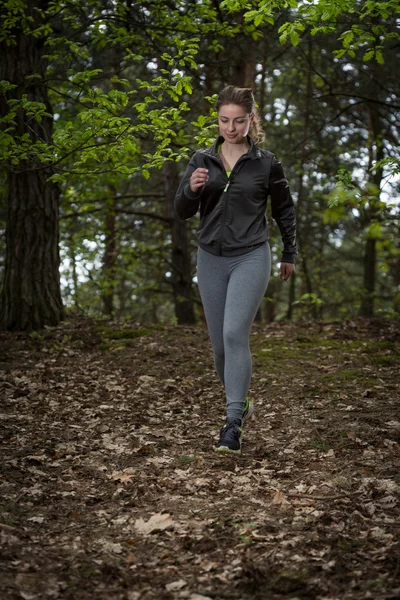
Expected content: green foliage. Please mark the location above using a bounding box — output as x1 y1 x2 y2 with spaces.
222 0 400 64
293 293 324 318
1 0 399 323
1 41 201 183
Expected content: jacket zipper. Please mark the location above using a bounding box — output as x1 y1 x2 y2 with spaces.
216 155 248 256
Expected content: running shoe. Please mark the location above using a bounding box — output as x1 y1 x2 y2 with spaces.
242 396 254 424
215 419 242 454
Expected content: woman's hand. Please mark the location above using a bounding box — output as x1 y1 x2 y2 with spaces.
280 262 295 281
190 168 209 193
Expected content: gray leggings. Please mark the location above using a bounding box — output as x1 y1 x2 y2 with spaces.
197 243 271 421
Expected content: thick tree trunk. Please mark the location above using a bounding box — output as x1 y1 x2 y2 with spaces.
0 2 64 330
163 162 196 325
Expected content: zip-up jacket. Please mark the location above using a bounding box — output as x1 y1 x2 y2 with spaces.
174 136 297 263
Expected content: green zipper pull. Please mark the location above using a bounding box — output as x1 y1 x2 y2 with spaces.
224 181 230 192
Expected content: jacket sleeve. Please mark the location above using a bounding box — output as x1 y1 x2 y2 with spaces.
174 152 202 220
269 156 298 263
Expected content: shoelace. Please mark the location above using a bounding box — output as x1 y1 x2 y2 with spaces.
221 421 241 442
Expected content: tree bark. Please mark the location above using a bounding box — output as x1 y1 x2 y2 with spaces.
360 87 384 317
162 161 196 325
0 2 64 330
362 237 376 317
102 188 117 317
286 38 313 319
233 40 257 89
286 273 296 321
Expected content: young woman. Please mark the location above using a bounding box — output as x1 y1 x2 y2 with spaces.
174 86 297 454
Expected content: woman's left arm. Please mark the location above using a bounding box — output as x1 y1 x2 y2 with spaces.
269 156 298 270
280 262 295 281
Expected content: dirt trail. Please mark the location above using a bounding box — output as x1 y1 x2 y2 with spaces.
1 318 399 600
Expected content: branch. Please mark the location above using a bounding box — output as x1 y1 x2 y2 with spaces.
316 92 400 111
65 192 164 204
61 207 170 223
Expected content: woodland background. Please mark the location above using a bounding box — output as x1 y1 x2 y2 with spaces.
1 4 400 600
0 0 399 330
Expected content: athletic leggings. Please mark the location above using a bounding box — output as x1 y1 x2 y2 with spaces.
197 242 271 421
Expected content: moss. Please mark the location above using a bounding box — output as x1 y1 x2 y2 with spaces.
270 570 309 594
97 343 109 351
95 326 153 340
321 368 365 384
309 440 330 452
177 455 197 465
338 538 363 553
345 340 396 353
295 336 341 349
113 339 138 349
373 355 396 366
337 368 361 380
362 340 394 352
256 343 302 361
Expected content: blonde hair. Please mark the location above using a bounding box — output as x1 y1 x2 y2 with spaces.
215 85 265 145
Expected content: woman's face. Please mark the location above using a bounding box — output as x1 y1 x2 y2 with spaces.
218 103 253 144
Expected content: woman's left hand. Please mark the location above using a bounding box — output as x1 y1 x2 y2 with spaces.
280 262 295 281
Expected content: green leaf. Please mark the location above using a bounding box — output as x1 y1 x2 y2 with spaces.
363 49 375 62
290 30 300 46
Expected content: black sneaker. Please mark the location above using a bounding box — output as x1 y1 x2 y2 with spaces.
215 419 242 454
242 396 254 424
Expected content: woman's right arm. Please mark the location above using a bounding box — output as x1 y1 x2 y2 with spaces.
174 153 208 220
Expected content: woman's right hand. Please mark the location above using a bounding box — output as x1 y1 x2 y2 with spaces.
190 168 209 193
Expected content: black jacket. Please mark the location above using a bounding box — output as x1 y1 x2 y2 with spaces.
174 136 297 263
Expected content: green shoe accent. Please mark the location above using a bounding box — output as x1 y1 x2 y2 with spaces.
242 397 254 424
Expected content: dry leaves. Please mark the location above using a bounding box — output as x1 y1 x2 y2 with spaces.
0 318 399 600
134 513 175 535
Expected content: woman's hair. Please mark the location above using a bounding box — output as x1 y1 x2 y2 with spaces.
215 85 265 144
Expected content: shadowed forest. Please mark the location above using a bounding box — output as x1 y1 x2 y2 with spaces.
1 1 400 599
0 0 399 328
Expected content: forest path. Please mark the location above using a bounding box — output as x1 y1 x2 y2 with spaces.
1 318 399 600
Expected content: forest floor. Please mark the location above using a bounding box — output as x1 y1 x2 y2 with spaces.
0 317 400 600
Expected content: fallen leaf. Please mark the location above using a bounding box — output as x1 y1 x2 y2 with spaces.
108 471 134 483
134 513 175 534
272 490 289 505
27 516 45 523
165 579 187 591
378 495 397 508
99 540 123 554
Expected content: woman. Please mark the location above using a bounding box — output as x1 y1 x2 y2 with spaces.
174 85 297 454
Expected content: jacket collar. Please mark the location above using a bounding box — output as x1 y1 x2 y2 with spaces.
207 135 262 159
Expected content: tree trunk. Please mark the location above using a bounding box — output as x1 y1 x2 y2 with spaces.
68 219 80 310
233 40 257 89
0 2 64 330
286 273 296 320
360 92 384 317
287 38 313 319
102 188 117 317
258 37 269 118
362 238 376 317
162 161 196 324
